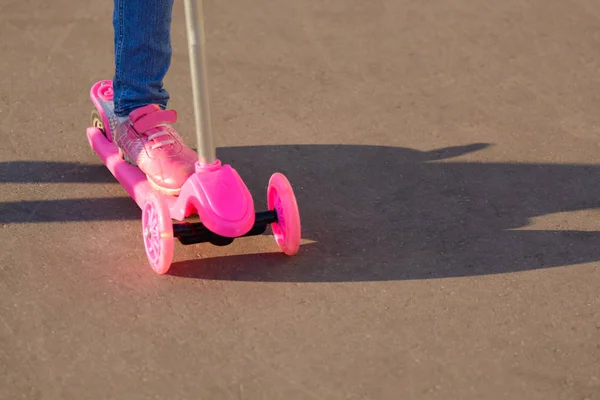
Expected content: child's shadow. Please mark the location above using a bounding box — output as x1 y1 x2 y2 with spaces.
170 142 600 281
3 142 600 281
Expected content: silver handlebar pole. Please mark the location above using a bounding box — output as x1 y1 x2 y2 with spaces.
183 0 216 165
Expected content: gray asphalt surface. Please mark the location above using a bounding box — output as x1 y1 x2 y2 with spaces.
1 0 599 398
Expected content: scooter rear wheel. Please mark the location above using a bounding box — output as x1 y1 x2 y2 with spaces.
90 109 107 138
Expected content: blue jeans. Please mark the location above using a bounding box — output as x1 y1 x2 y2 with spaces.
112 0 173 117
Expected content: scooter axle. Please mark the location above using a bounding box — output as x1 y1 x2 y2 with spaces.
173 211 278 246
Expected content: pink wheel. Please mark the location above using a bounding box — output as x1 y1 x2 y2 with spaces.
142 191 174 274
267 173 301 255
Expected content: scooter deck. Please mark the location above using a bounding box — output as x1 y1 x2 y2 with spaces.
86 126 174 212
88 80 256 238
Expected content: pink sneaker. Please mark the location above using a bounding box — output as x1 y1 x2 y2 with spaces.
114 104 198 195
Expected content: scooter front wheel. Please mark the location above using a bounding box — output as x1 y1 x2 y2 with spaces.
142 191 174 274
267 173 301 256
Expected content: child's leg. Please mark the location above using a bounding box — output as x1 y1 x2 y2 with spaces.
113 0 174 117
109 0 197 195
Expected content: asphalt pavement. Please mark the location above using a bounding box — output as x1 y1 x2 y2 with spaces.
1 0 599 398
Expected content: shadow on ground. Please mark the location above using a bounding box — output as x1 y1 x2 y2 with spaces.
2 143 600 281
0 161 138 222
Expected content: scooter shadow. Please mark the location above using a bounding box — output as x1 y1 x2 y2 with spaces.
166 142 600 282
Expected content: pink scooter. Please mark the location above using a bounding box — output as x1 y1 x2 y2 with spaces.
85 0 301 274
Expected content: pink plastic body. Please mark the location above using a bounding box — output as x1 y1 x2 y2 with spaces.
88 79 256 239
90 80 115 142
87 79 302 274
174 160 256 237
86 127 255 238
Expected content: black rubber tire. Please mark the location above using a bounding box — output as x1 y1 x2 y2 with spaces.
91 109 108 139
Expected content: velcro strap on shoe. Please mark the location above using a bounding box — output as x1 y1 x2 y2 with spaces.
129 104 178 134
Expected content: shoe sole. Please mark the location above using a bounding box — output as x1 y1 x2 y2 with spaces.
118 148 182 197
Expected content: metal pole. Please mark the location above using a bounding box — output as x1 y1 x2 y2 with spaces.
183 0 216 165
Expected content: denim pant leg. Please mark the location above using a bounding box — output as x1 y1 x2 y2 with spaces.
113 0 174 117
